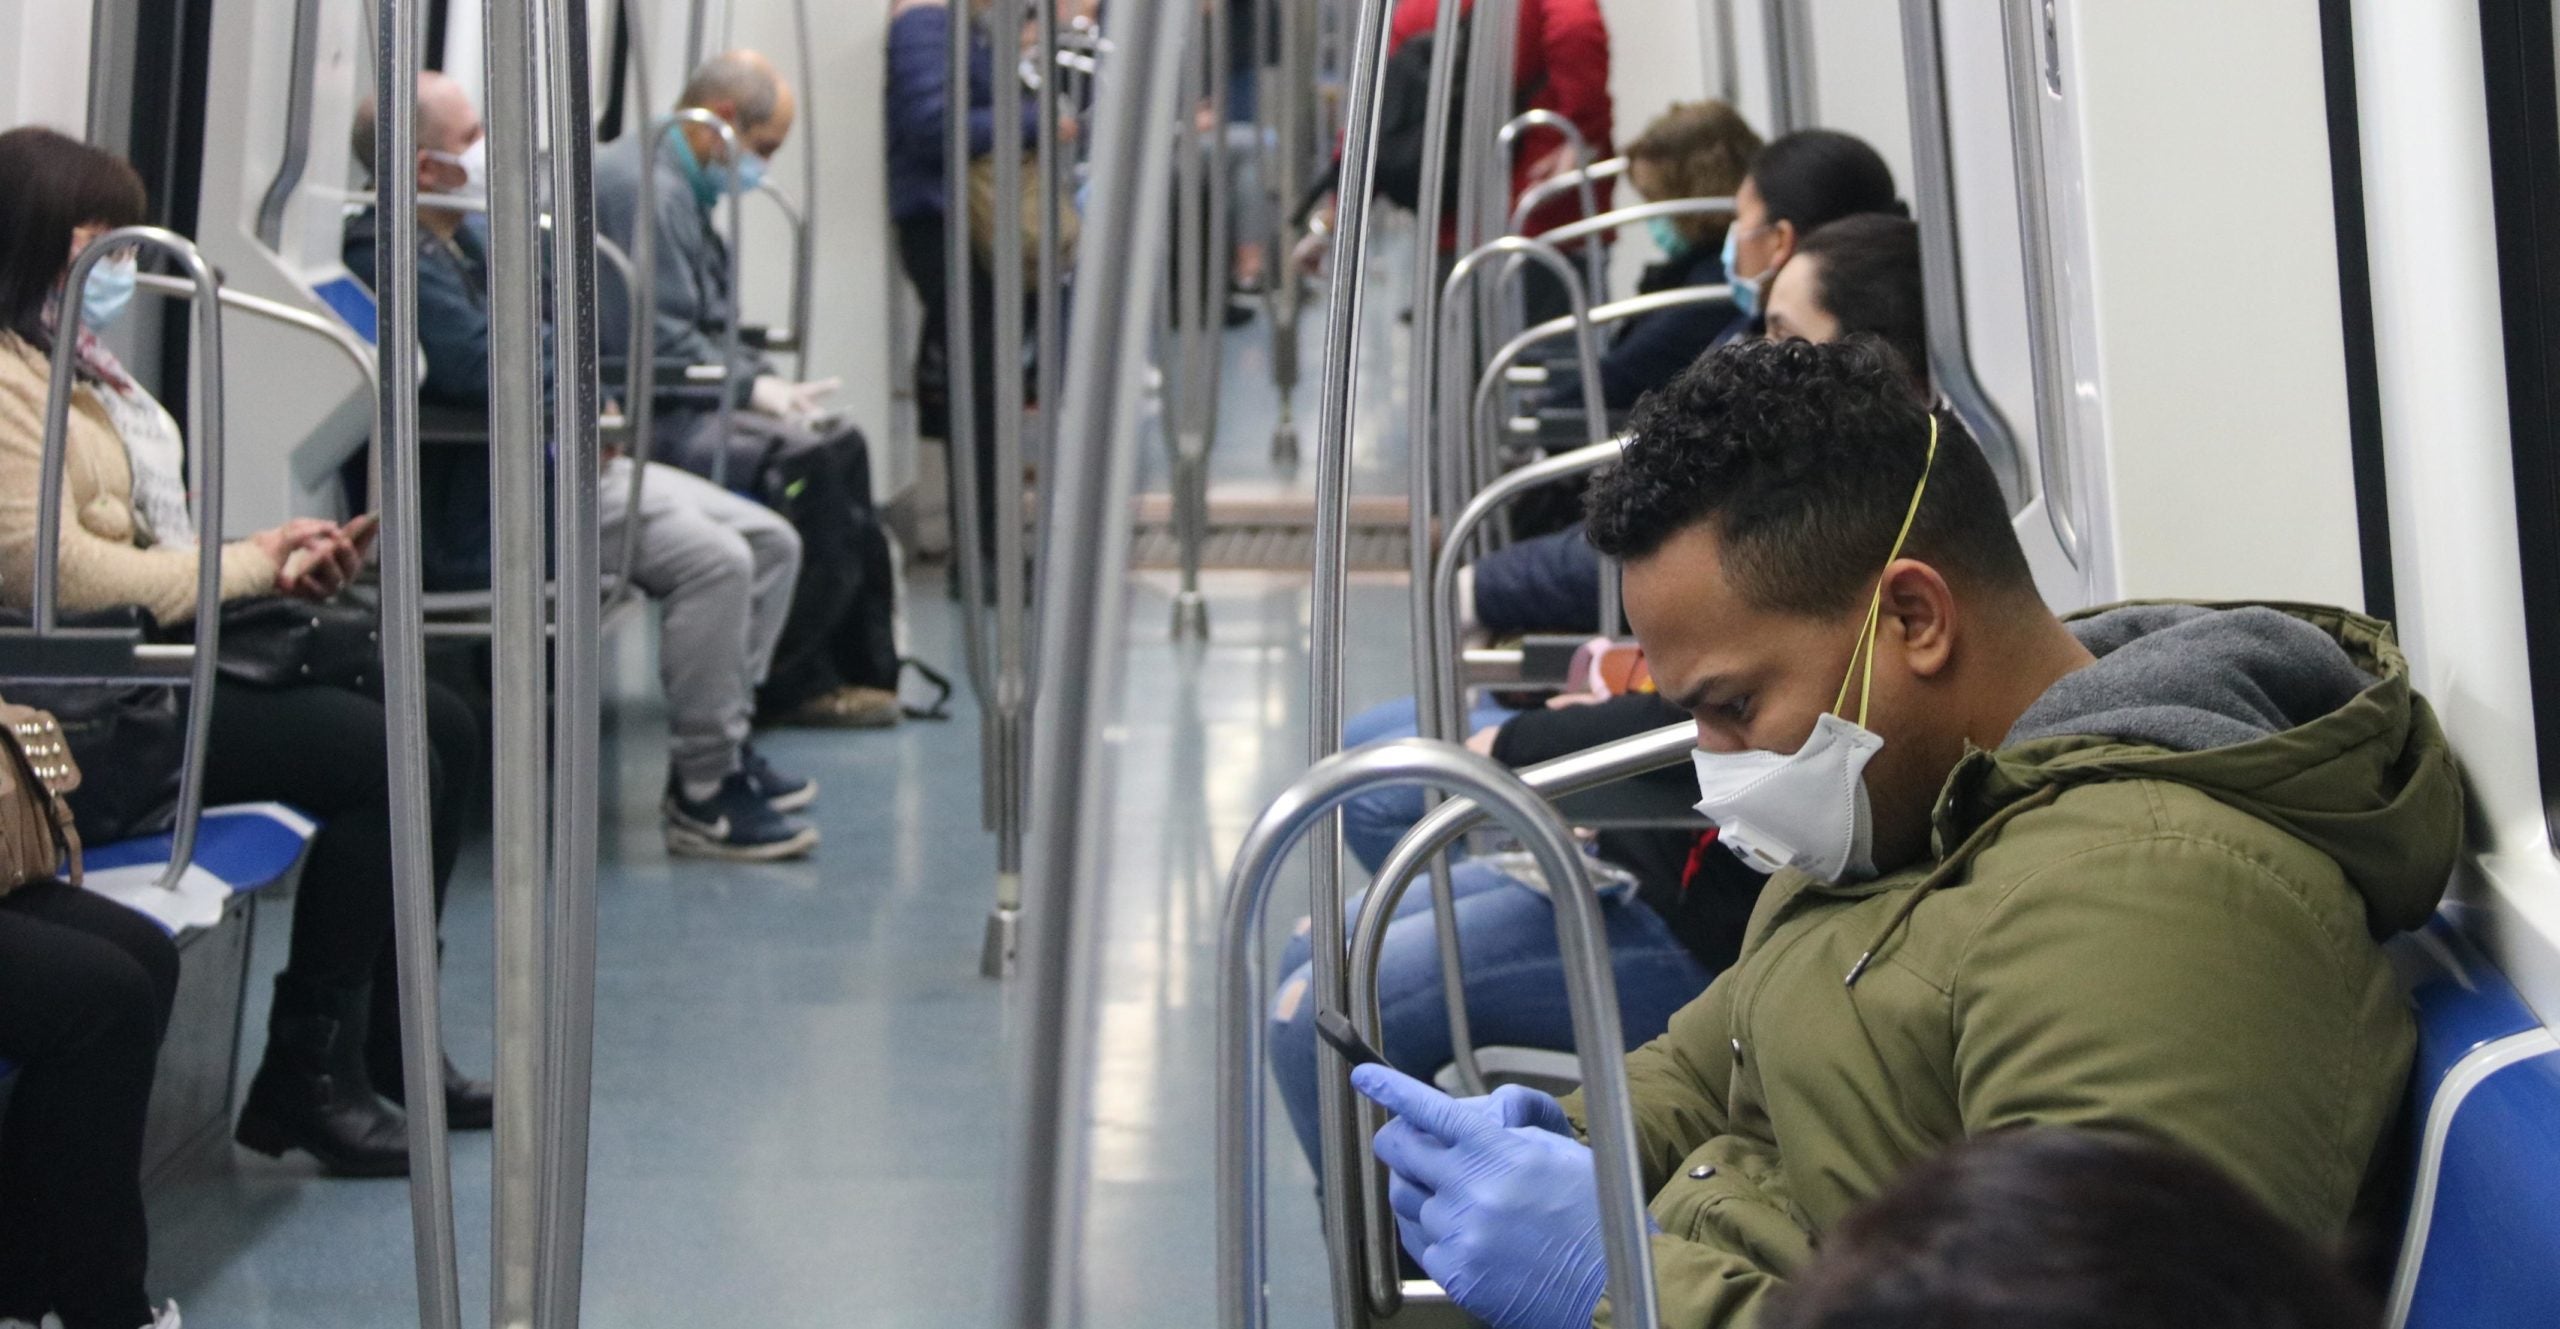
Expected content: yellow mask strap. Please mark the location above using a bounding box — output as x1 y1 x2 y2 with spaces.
1834 415 1942 726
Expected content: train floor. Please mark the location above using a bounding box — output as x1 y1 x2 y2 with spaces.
145 229 1432 1325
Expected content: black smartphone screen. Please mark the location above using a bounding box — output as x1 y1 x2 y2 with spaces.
1315 1009 1388 1068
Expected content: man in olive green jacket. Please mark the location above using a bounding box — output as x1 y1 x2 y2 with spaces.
1354 338 2459 1329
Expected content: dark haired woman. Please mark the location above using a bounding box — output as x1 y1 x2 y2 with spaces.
0 126 487 1179
1762 1129 2382 1329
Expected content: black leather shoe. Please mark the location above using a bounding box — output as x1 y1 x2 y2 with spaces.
372 1052 495 1131
235 978 410 1177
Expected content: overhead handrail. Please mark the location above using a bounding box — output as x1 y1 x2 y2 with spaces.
1349 720 1699 1311
1998 0 2082 569
1895 0 2029 506
1000 0 1198 1319
1510 155 1628 237
1298 0 1405 1320
21 232 223 895
367 3 464 1323
1219 738 1665 1329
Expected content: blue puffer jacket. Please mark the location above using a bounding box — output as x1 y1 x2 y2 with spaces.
1472 526 1606 636
886 3 1042 225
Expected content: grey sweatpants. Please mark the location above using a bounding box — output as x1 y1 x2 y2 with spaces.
599 457 801 786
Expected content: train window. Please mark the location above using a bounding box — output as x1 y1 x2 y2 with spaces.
2479 0 2560 834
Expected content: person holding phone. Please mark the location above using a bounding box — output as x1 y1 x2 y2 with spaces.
0 127 488 1179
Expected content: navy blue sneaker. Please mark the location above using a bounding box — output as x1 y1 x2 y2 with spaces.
663 771 819 860
740 744 817 812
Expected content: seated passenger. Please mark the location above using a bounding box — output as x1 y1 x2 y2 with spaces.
1335 204 1931 869
1532 99 1762 417
596 50 907 729
0 127 491 1175
1354 337 2457 1328
0 878 181 1329
346 76 820 862
1472 129 1906 637
1760 1129 2381 1329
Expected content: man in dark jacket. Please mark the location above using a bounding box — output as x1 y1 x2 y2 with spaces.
595 50 908 729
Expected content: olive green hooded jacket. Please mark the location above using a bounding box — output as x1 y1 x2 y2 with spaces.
1566 602 2462 1328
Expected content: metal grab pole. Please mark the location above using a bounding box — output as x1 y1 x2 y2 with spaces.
2000 0 2083 570
616 0 664 600
787 0 818 370
748 182 812 358
1219 740 1666 1329
1301 0 1399 1323
1002 0 1196 1320
538 0 604 1319
945 0 1000 843
985 0 1032 977
367 15 465 1322
1510 157 1628 236
1261 0 1317 466
34 232 224 896
1433 234 1608 700
1495 108 1602 311
1166 4 1220 641
1347 721 1704 1307
1899 0 2028 504
479 0 554 1320
656 108 747 490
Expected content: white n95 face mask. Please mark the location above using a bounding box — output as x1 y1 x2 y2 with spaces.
1692 715 1886 881
1690 416 1942 884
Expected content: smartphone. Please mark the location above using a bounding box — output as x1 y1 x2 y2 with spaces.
341 511 381 556
1315 1009 1389 1069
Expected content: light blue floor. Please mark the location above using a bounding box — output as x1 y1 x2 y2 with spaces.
149 255 1425 1324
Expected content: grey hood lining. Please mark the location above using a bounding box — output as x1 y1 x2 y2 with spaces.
2004 605 2376 755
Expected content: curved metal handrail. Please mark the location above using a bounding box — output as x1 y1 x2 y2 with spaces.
1427 436 1622 727
1497 108 1603 298
1219 738 1663 1329
30 232 224 899
1512 156 1629 234
1349 720 1699 1295
1998 0 2081 568
1529 195 1739 254
747 181 813 363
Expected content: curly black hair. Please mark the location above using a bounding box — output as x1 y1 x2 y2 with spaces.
1583 336 2031 616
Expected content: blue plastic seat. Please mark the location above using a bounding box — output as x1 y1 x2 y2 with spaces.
0 803 314 1083
2382 914 2560 1328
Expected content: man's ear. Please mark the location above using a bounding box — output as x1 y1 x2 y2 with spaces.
1881 559 1957 679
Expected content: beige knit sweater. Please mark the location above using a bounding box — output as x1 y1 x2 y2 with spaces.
0 332 276 625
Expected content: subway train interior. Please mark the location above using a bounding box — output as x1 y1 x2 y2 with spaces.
0 0 2557 1325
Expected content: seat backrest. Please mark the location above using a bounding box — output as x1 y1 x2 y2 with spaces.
2381 915 2560 1328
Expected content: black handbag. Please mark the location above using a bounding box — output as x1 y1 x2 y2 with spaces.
0 605 186 844
211 588 384 691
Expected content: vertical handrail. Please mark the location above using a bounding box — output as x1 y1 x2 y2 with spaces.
987 0 1033 975
1218 740 1665 1329
1760 0 1809 136
1261 0 1317 466
657 108 747 490
786 0 819 370
1495 108 1603 319
1033 0 1065 512
1896 0 2030 505
1999 0 2082 569
538 0 605 1319
366 13 468 1324
1166 0 1229 641
1002 0 1196 1321
478 0 553 1320
1299 0 1401 1323
748 182 812 362
946 0 997 831
34 231 226 898
615 0 663 600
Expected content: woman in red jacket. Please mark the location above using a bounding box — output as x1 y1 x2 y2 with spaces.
1389 0 1616 245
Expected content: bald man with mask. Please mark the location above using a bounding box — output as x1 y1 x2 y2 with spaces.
596 50 909 730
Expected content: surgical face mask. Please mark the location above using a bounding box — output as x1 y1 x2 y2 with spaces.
1690 415 1942 883
729 150 770 196
80 253 138 333
1721 222 1771 320
425 138 489 199
1647 217 1691 259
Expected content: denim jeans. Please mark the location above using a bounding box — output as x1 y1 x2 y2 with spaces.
1267 858 1713 1171
1339 695 1522 872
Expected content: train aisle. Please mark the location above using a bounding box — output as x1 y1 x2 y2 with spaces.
140 280 1412 1324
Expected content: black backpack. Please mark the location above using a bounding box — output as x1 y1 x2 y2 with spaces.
1372 17 1544 214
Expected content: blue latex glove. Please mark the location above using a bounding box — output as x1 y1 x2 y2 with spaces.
1355 1064 1614 1329
1380 1083 1578 1264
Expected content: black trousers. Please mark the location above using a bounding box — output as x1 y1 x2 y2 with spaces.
0 879 180 1329
202 676 482 1067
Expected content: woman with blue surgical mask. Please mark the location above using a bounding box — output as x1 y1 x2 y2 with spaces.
1723 129 1907 324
